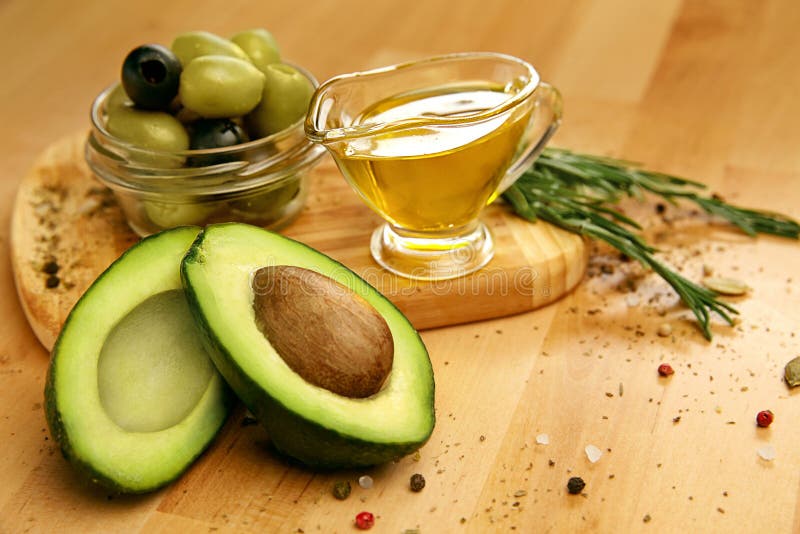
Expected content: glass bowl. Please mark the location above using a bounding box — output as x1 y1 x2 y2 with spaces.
85 64 325 236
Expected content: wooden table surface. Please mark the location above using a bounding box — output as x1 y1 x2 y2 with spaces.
2 1 799 532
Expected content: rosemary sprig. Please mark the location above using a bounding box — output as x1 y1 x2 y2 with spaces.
535 148 800 238
504 148 799 339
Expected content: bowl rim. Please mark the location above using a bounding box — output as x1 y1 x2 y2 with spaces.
90 61 320 158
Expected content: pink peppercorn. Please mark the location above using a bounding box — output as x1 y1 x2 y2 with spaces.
355 511 375 530
658 363 675 377
756 410 774 428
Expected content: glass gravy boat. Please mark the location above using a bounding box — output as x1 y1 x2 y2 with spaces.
305 52 562 280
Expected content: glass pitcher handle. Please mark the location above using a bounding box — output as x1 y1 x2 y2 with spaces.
496 81 563 194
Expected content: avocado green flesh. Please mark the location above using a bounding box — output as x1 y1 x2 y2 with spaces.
97 289 215 433
182 223 435 468
45 227 233 493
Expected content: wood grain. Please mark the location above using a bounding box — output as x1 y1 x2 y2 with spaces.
10 134 586 351
1 1 800 533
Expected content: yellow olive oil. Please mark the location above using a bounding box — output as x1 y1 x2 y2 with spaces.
334 82 532 232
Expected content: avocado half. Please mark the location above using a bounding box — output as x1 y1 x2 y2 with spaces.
45 226 234 493
181 223 436 468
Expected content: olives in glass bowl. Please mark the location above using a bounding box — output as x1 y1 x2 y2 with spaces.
85 30 324 236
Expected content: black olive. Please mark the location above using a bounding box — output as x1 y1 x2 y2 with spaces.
188 119 249 166
121 44 182 111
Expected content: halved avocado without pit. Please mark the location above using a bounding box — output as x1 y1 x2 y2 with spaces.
44 226 234 493
181 223 436 468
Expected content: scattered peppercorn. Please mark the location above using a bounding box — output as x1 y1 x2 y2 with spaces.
756 410 774 428
42 260 60 274
657 363 674 377
409 473 426 492
45 275 60 289
355 511 374 530
332 480 351 500
567 476 585 495
657 323 672 337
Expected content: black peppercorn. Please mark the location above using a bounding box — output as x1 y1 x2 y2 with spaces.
567 476 585 495
410 473 426 492
42 260 60 274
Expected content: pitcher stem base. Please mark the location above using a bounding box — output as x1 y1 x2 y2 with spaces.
370 222 494 281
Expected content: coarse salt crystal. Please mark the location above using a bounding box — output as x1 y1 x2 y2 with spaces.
585 444 603 463
757 445 776 461
625 294 640 307
535 433 549 445
358 475 373 489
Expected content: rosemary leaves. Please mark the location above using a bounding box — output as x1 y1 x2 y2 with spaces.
504 148 799 339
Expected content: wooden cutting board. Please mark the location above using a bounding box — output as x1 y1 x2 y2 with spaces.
11 133 587 351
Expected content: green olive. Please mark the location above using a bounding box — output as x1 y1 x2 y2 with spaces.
230 179 300 218
143 200 216 229
230 29 280 73
171 30 249 66
106 84 133 110
106 105 189 167
244 63 313 138
179 55 265 118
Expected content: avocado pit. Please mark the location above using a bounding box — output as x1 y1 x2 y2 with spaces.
251 265 393 398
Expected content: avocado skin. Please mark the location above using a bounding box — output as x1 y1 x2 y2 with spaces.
45 343 235 493
43 227 236 494
181 227 435 469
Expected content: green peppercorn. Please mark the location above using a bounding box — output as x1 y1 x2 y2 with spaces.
332 480 351 500
409 473 426 492
567 476 585 495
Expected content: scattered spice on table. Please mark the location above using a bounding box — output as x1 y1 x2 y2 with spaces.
585 445 602 463
409 473 426 492
567 477 586 495
755 410 774 428
355 511 374 530
658 363 675 377
757 445 776 461
41 260 59 274
332 481 351 500
657 323 672 337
